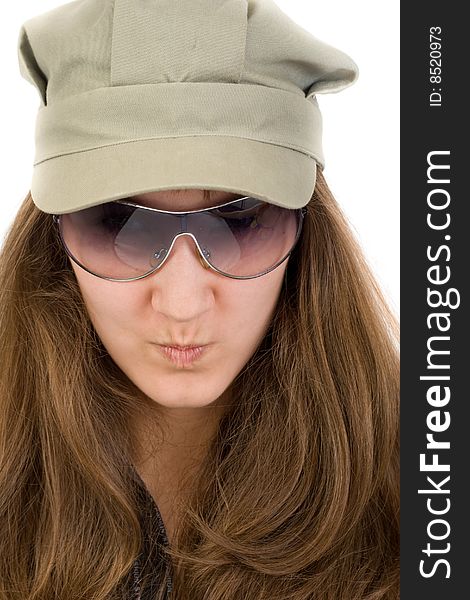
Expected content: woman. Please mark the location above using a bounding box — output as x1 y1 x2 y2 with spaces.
1 0 399 599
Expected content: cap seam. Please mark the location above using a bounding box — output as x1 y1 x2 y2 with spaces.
34 133 321 167
35 81 306 113
237 0 249 84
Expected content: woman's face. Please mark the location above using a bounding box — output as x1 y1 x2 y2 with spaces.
69 189 289 410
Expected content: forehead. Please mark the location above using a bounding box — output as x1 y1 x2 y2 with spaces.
131 189 242 211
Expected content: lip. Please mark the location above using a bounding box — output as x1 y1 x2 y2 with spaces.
155 343 211 368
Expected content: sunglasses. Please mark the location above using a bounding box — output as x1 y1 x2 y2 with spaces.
52 196 306 281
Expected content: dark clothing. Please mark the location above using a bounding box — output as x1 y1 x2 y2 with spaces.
128 466 174 600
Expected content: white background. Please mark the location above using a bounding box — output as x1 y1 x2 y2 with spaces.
0 0 399 317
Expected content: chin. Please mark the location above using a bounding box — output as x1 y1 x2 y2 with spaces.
140 384 221 408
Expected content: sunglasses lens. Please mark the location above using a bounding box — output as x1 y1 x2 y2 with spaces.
58 199 302 280
192 200 300 277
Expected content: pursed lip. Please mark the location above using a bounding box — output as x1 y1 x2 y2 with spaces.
153 343 212 367
158 344 209 350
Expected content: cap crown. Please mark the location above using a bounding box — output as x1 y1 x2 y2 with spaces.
18 0 358 108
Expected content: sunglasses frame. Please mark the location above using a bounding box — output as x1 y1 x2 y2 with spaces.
52 196 307 281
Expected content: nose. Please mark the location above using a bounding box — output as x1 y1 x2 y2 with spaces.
148 233 216 320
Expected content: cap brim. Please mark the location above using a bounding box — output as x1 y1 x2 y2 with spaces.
31 135 317 214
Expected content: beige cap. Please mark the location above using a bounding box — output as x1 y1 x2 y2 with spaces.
17 0 358 214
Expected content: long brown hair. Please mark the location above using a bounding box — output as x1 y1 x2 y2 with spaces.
0 168 399 599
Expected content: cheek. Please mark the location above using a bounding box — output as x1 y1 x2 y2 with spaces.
71 264 135 335
225 264 286 347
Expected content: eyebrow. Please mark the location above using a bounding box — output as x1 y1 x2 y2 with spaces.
115 196 246 213
124 194 245 211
